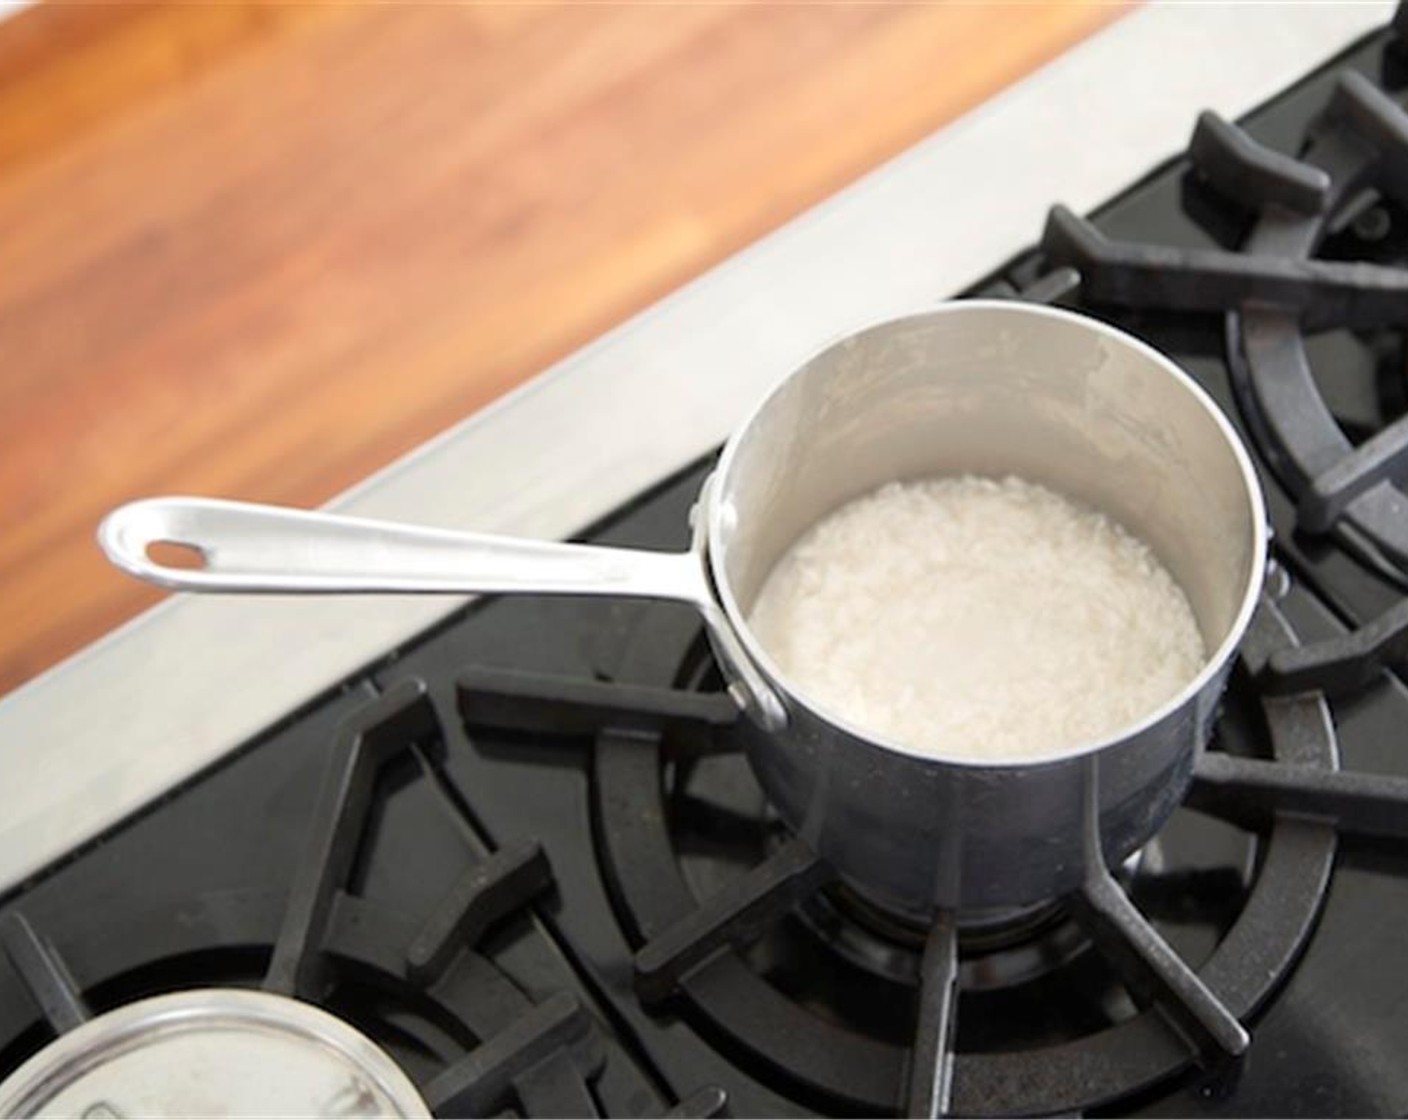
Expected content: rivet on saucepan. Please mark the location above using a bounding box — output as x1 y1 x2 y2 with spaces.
1266 558 1291 601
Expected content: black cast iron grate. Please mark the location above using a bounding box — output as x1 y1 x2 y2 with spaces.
1039 22 1408 582
0 684 729 1119
454 592 1408 1119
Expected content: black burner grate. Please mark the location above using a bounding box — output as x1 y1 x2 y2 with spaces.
1040 43 1408 582
450 591 1408 1118
0 683 643 1120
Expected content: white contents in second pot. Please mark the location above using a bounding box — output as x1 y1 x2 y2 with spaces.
746 475 1205 761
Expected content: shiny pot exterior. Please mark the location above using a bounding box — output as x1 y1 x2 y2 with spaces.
702 302 1266 917
726 649 1224 915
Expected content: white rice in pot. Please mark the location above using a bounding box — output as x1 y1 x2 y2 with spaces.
745 475 1205 761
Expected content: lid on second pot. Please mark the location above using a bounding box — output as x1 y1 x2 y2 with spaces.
0 988 430 1118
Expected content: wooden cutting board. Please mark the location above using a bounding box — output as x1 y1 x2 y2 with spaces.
0 1 1120 695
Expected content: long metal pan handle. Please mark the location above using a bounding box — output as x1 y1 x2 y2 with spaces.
98 496 787 729
99 497 705 600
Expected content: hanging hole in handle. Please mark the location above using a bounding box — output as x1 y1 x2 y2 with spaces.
146 540 209 571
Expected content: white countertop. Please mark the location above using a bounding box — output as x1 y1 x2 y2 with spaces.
0 2 1392 893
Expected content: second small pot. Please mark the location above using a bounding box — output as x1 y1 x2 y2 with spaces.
100 301 1267 918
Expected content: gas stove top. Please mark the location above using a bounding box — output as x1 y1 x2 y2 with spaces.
6 7 1408 1118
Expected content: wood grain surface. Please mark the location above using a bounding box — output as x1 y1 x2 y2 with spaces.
0 1 1119 697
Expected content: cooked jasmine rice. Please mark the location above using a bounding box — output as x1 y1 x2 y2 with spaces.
746 475 1205 761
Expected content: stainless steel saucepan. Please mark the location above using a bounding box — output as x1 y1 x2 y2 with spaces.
100 302 1267 918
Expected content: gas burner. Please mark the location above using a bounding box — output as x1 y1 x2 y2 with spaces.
797 844 1197 994
453 585 1408 1118
597 602 1324 1117
1040 65 1408 584
795 880 1088 993
0 686 608 1119
0 989 429 1118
